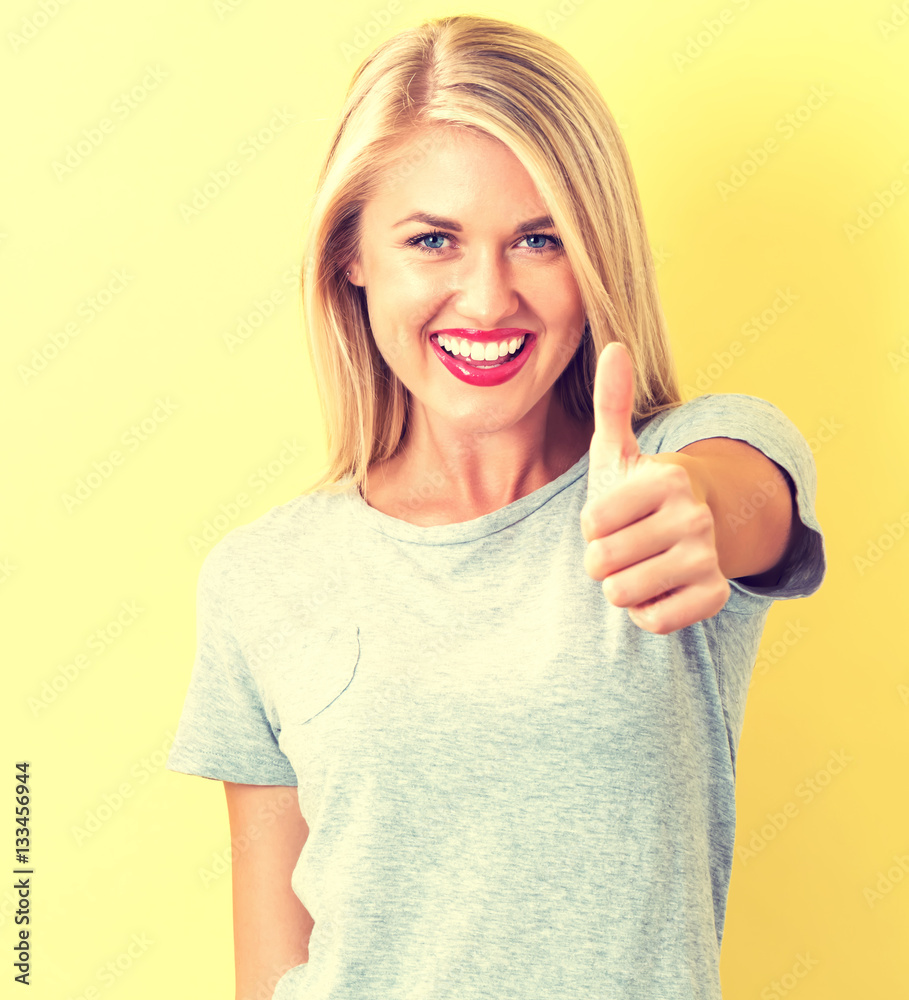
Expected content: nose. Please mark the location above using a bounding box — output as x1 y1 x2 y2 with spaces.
452 249 520 329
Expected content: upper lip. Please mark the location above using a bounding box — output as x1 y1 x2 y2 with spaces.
430 328 534 343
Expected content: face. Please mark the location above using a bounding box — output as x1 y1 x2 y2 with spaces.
346 127 587 438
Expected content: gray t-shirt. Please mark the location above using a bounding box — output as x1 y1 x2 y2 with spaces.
167 392 826 1000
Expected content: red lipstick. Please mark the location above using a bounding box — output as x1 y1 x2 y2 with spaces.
429 328 536 387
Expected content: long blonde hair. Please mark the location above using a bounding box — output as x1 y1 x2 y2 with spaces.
299 13 682 496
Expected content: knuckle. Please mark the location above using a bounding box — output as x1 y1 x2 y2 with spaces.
602 576 626 606
670 462 690 485
584 540 605 579
661 462 690 491
630 597 670 634
590 468 620 496
703 581 730 619
583 547 597 579
647 612 672 635
689 502 714 534
692 548 718 578
581 512 601 544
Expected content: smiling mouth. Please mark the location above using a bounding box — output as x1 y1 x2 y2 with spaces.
432 334 530 368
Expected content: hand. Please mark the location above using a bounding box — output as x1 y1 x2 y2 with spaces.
579 343 731 634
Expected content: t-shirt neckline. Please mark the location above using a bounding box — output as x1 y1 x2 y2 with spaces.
344 449 591 545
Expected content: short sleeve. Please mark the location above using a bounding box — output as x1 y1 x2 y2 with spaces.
637 393 826 603
166 540 298 785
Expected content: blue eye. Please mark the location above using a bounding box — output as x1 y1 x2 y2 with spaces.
403 230 563 256
413 232 447 252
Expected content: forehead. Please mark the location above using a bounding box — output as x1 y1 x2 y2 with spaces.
366 128 548 226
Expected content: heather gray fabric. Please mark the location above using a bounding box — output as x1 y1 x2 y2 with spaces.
167 392 826 999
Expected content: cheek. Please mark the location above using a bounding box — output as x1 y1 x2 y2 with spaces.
526 265 582 306
379 290 448 348
368 307 431 370
535 272 585 319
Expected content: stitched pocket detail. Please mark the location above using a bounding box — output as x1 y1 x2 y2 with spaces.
269 625 361 728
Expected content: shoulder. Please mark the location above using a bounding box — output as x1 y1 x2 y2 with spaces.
644 394 826 603
635 393 806 457
201 488 349 589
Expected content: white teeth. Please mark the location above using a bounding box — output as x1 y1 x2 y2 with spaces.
436 334 526 360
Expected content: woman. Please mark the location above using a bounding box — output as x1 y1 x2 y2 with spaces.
167 14 825 999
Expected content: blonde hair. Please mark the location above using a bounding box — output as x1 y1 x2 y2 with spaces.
299 13 682 496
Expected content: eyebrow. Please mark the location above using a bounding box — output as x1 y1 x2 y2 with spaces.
392 211 556 234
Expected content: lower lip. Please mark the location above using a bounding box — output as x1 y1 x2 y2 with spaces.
430 334 536 387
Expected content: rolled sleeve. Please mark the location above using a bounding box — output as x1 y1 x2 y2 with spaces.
640 393 827 603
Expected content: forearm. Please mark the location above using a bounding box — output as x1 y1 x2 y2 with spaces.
649 438 796 581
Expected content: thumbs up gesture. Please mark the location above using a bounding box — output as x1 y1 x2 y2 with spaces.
580 343 730 634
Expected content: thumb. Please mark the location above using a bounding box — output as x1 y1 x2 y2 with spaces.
586 342 640 503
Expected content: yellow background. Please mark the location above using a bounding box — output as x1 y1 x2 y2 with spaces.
3 0 907 996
